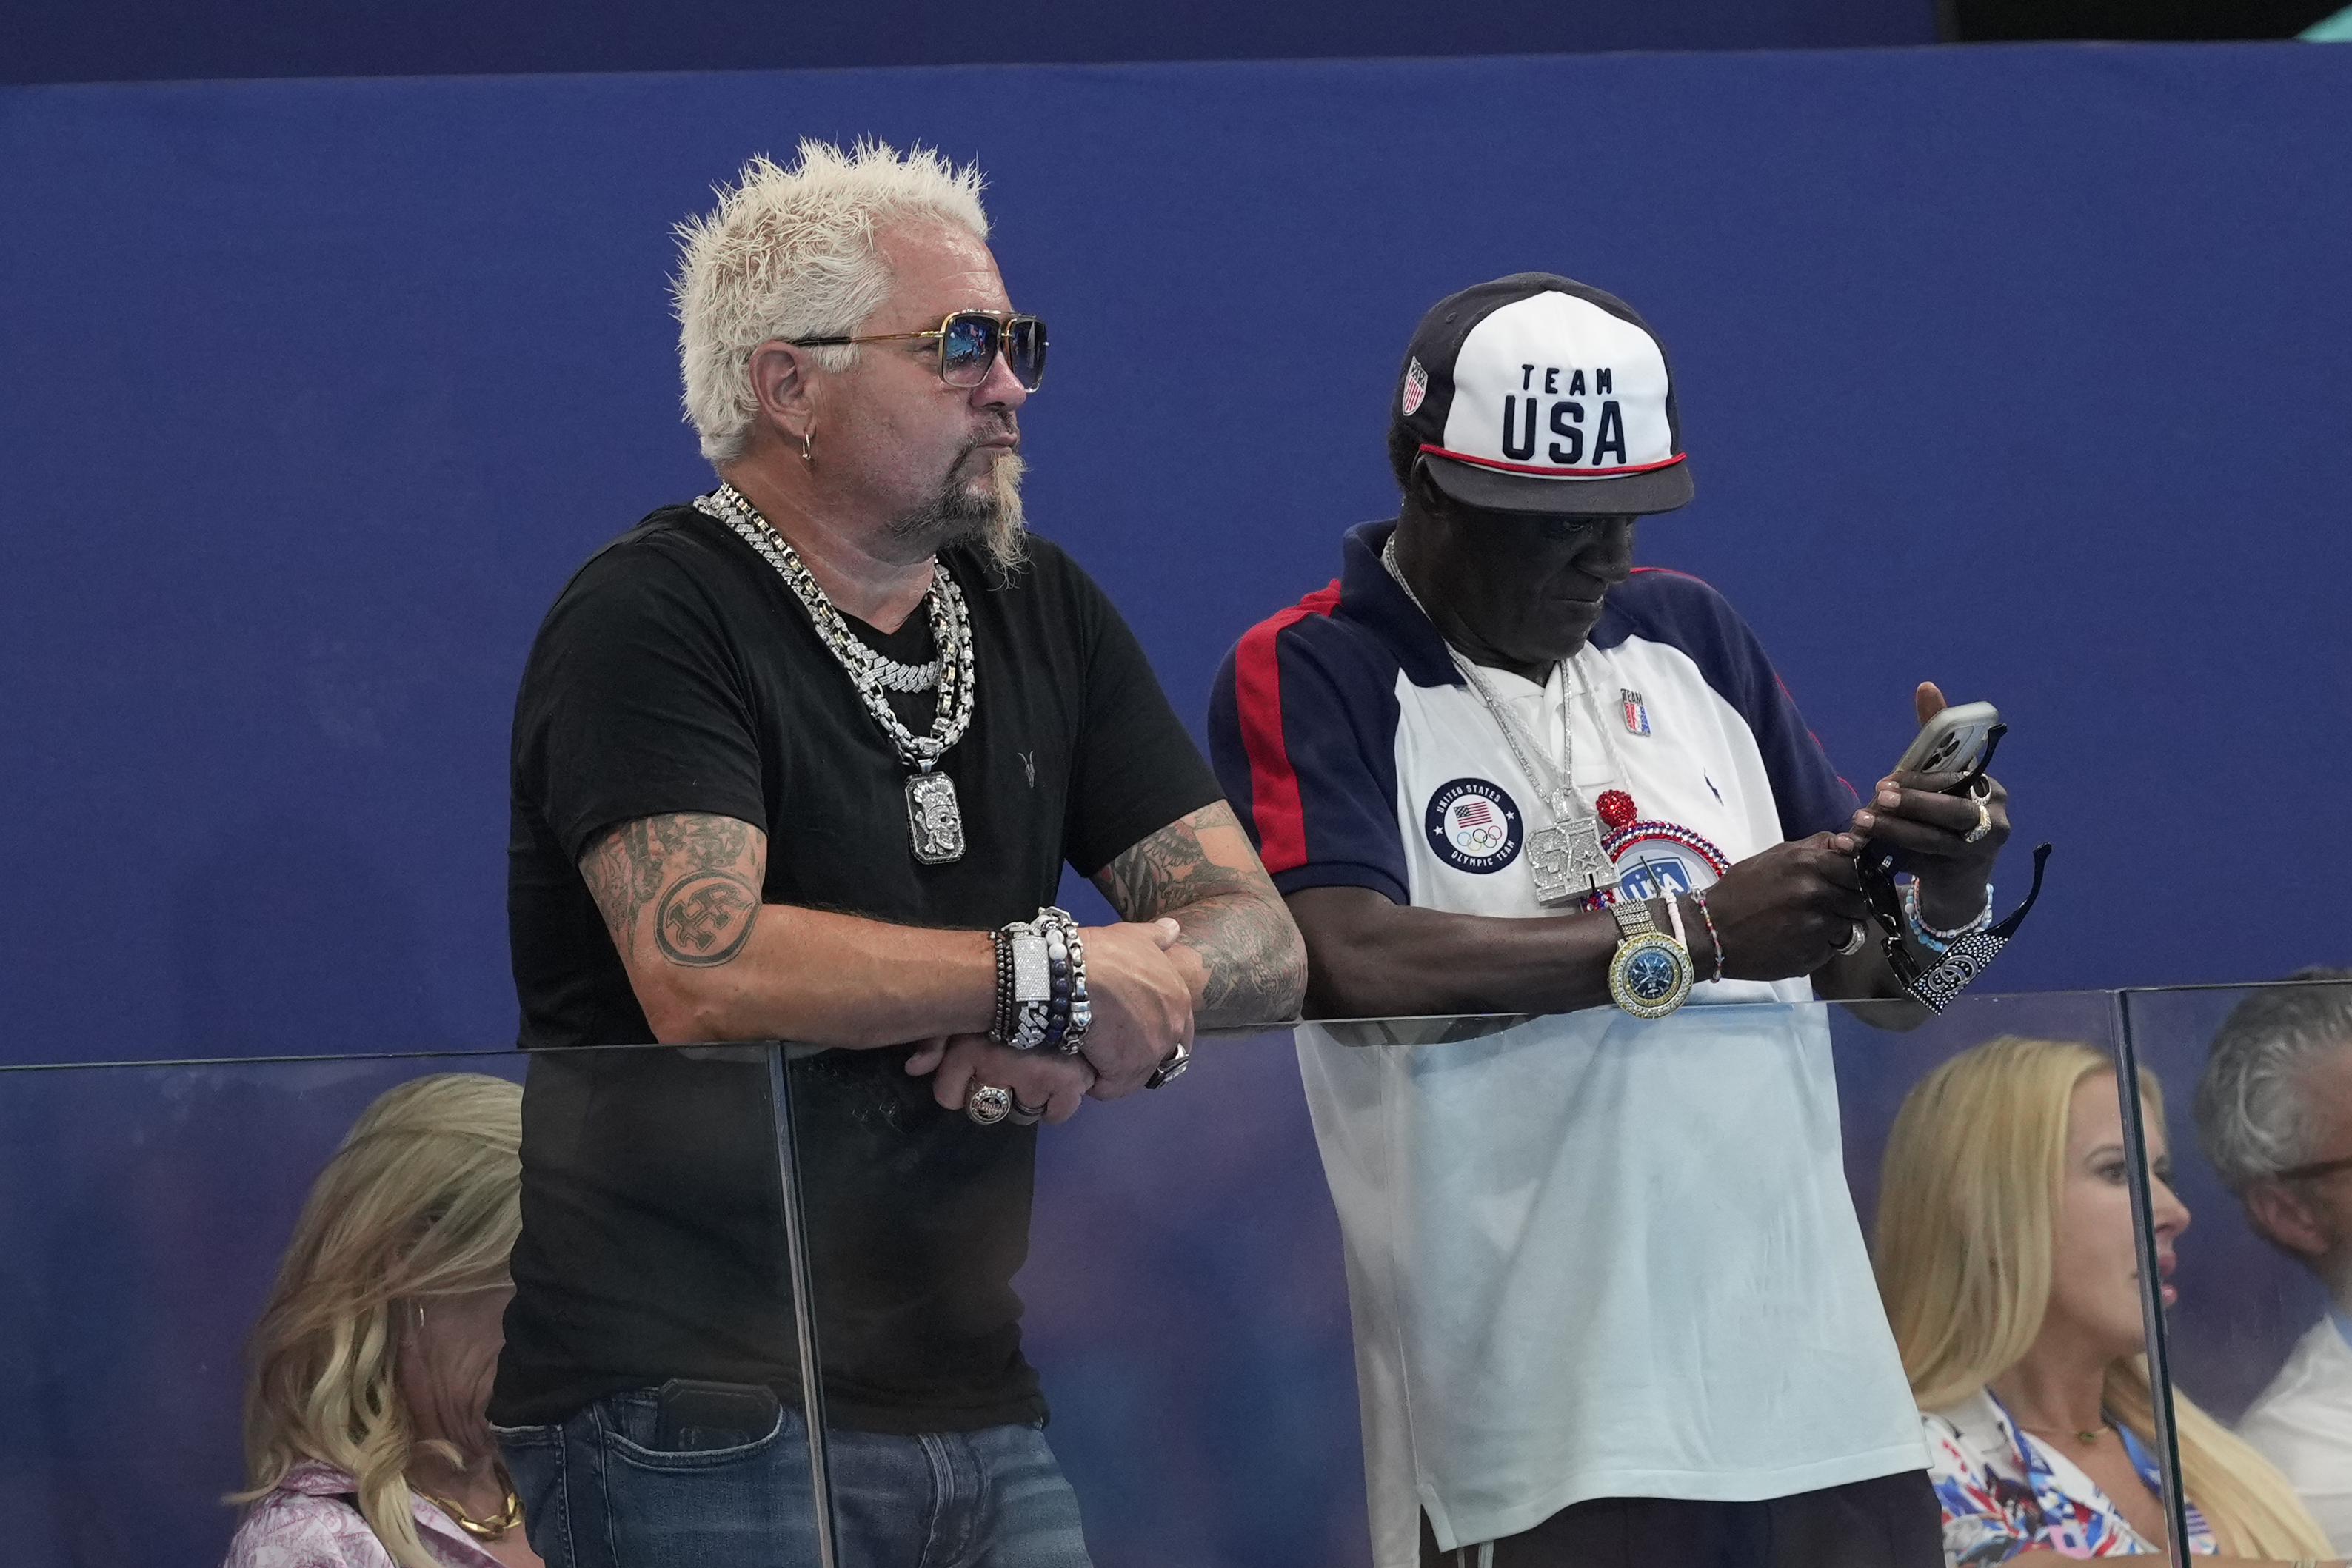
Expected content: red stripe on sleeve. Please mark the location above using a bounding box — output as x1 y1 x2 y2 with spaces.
1232 581 1342 874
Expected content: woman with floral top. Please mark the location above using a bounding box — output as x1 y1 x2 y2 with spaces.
1874 1036 2339 1566
224 1074 542 1568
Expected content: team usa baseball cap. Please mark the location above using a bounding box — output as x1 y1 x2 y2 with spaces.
1394 272 1694 516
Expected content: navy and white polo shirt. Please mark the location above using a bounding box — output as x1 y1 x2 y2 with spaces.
1208 521 1926 1566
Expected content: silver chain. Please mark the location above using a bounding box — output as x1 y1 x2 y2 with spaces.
695 483 976 768
1381 533 1607 826
866 655 942 694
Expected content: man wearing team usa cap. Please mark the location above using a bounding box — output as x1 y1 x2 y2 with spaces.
1397 272 1695 515
1208 274 2017 1566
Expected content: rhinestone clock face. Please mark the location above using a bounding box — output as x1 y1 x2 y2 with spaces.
1609 932 1692 1019
1626 947 1680 1002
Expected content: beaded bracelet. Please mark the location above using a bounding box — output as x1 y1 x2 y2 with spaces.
1691 891 1726 984
986 908 1092 1052
988 926 1018 1042
1032 907 1092 1054
1902 878 1993 954
1039 912 1074 1051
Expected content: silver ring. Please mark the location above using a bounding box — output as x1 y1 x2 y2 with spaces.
1010 1095 1048 1124
1146 1038 1192 1090
1835 921 1868 957
1963 794 1994 845
965 1084 1012 1125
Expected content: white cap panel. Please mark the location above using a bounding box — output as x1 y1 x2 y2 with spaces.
1439 292 1675 478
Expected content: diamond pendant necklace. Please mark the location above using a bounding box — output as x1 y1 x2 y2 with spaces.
697 483 976 865
1382 535 1614 907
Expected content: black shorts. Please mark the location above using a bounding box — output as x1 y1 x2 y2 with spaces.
1418 1470 1943 1568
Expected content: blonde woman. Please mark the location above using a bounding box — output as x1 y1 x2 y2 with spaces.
1875 1036 2341 1565
225 1073 543 1568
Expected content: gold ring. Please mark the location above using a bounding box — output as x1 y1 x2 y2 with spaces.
1964 795 1994 845
965 1084 1012 1125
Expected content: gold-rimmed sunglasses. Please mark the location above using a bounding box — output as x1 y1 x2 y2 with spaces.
790 311 1048 391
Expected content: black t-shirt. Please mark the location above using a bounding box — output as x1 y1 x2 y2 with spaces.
490 502 1221 1434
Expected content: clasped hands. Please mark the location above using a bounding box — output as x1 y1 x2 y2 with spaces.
1700 682 2013 981
905 917 1197 1125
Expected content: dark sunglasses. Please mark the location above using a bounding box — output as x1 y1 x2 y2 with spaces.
1852 726 2054 1012
791 311 1048 392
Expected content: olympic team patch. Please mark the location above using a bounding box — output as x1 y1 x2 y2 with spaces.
1620 688 1652 737
1424 778 1524 874
1401 358 1429 416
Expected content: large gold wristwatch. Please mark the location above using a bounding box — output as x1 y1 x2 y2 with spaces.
1606 894 1694 1019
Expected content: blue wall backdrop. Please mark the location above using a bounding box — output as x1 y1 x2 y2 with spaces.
1 0 1937 84
3 40 2351 1567
4 43 2349 1069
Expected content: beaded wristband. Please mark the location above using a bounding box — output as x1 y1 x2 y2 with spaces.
1039 913 1074 1051
1044 907 1086 1053
1691 891 1725 984
1902 878 1993 954
1032 907 1092 1054
988 927 1018 1043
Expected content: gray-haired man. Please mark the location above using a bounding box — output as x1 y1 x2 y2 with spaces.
2196 968 2352 1550
490 141 1303 1566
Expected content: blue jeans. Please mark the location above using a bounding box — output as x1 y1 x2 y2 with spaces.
495 1389 1093 1568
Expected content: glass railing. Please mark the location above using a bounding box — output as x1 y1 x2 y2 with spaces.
2117 985 2352 1565
7 985 2348 1567
0 1044 826 1568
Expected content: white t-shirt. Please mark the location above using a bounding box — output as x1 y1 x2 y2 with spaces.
2238 1310 2352 1554
1210 522 1926 1565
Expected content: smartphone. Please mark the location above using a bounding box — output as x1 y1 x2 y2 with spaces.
1893 701 2002 779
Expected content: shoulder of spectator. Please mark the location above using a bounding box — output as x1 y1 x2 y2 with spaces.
224 1479 396 1568
1596 565 1768 663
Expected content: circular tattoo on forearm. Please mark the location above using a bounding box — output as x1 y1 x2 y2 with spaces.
655 871 760 967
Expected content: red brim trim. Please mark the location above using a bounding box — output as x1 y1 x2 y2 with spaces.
1420 444 1688 479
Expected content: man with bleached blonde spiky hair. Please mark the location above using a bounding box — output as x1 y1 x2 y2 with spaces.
490 140 1303 1565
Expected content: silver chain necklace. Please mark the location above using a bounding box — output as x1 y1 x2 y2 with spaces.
696 483 976 865
1383 534 1613 906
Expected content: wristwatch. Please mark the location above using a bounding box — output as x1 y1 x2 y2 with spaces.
1606 895 1694 1019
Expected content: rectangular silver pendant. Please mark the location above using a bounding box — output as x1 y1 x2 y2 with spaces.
1527 817 1611 908
906 771 966 865
1009 931 1049 1003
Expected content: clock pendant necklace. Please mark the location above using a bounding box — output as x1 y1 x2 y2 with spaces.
697 484 977 865
1383 535 1628 907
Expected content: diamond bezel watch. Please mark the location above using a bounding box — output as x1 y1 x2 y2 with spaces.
1605 894 1694 1019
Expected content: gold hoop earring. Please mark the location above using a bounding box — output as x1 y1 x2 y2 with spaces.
800 428 815 465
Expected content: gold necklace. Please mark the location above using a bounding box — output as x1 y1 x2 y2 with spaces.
2023 1418 2108 1447
416 1475 522 1541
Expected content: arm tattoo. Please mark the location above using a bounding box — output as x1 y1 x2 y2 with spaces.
1095 804 1306 1025
1094 805 1254 920
656 871 761 966
581 814 762 968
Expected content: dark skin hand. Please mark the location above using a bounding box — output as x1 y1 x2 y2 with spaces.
1294 474 2011 1019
